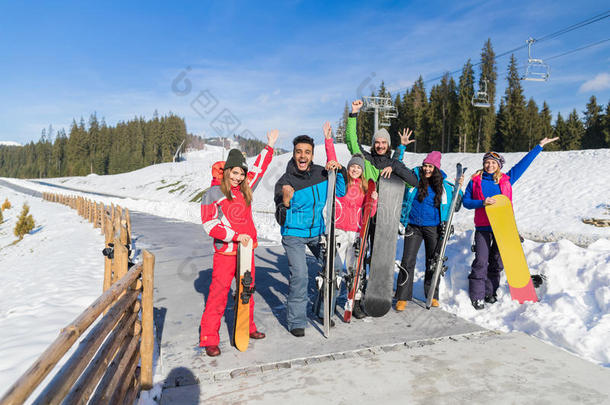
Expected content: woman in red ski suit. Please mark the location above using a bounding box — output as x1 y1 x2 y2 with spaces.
199 130 278 357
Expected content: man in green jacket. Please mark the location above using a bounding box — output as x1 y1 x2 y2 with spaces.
345 100 417 186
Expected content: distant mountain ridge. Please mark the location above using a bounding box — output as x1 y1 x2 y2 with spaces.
0 141 22 147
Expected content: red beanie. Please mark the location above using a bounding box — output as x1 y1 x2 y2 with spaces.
423 151 441 170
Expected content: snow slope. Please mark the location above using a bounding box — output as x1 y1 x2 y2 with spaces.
0 186 104 393
16 144 609 246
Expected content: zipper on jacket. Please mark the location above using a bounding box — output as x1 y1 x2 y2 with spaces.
310 186 317 238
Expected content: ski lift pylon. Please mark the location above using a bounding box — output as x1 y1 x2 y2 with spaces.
472 79 491 108
522 37 550 82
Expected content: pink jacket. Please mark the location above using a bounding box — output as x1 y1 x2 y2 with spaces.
326 138 377 232
471 173 512 227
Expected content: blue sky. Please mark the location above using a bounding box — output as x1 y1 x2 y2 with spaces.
1 1 609 148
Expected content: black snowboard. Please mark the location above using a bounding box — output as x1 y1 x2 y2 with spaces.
363 175 405 317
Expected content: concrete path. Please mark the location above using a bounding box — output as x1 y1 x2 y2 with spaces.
128 213 610 405
161 331 610 404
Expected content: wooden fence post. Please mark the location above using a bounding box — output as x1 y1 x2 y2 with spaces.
140 250 155 390
113 238 128 285
102 216 113 294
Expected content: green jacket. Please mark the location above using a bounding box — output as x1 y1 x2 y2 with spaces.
345 114 418 187
345 115 379 181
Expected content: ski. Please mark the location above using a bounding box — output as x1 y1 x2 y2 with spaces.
344 179 376 323
233 238 254 351
323 169 337 337
426 163 466 309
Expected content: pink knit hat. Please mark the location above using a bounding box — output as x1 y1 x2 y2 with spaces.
423 151 441 169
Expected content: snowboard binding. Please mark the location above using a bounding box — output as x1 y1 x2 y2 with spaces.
240 272 254 304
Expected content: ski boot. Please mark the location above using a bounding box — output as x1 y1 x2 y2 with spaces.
471 299 485 310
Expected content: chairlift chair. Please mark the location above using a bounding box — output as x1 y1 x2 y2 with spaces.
379 117 391 127
522 37 550 82
385 106 398 118
471 79 491 108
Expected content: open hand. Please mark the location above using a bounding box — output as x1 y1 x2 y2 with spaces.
539 137 558 147
352 100 364 114
399 128 415 146
323 121 333 139
484 197 496 206
267 129 279 147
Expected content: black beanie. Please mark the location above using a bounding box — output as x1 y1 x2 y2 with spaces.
225 149 248 172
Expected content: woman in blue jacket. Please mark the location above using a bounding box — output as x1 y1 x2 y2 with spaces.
394 150 463 310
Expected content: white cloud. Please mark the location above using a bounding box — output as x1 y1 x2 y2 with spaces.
579 73 610 93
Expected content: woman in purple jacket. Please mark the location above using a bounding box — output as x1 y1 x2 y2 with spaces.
462 137 557 310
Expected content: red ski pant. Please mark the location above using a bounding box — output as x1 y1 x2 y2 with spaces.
199 252 257 347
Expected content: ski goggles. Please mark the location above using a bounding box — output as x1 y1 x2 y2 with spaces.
483 151 505 168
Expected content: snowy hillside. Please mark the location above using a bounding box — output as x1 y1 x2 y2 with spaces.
0 141 22 147
9 143 609 245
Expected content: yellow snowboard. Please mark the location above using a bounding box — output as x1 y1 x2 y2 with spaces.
233 239 253 351
485 194 537 303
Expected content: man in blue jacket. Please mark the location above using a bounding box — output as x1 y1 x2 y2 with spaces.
275 135 344 337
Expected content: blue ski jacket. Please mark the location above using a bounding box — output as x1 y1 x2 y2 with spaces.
394 145 462 228
399 167 461 227
463 145 542 231
274 159 345 238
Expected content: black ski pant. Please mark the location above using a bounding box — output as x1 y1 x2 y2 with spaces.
395 224 440 301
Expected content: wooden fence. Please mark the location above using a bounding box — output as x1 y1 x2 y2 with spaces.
0 193 155 405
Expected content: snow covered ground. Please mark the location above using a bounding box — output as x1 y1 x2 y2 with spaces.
0 144 609 400
0 185 104 394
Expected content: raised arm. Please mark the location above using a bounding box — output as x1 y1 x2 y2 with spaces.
247 129 277 190
323 121 338 163
392 128 415 161
345 100 364 156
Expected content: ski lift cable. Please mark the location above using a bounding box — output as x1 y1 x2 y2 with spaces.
536 10 610 42
544 37 610 61
393 10 610 90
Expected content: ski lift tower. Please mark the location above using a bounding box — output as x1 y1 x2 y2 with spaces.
362 96 398 132
522 37 550 82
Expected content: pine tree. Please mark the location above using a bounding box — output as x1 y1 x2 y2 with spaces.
477 38 497 153
499 54 527 151
0 206 3 223
581 96 605 149
555 112 568 150
357 90 375 146
14 203 35 240
389 94 403 147
524 98 540 150
566 109 585 150
412 76 428 153
494 100 506 151
335 101 349 143
457 60 476 152
2 198 11 210
539 102 557 150
602 101 610 147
